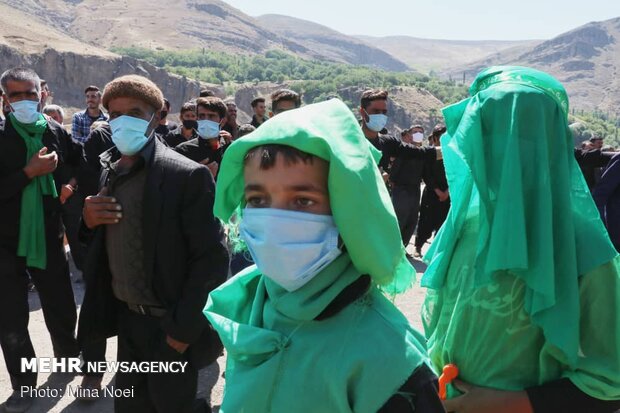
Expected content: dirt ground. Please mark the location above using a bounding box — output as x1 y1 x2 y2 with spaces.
0 244 430 413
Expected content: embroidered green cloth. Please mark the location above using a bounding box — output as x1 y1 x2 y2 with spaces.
421 66 620 399
11 113 57 269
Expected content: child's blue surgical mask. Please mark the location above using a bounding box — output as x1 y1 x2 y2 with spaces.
10 100 40 124
109 114 153 156
239 208 342 292
197 119 220 139
364 111 388 132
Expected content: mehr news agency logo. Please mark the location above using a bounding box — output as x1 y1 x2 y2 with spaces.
19 357 189 398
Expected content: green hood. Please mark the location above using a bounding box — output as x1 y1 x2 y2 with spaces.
215 98 415 293
421 66 618 365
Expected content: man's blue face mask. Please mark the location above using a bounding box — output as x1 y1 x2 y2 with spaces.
10 100 40 124
109 114 154 156
239 208 342 292
197 119 220 139
364 110 388 132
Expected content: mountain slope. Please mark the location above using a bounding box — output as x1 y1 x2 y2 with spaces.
0 2 215 111
256 14 410 71
444 17 620 112
356 35 538 73
0 0 408 71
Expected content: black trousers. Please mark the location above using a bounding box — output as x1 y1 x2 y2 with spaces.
114 305 207 413
415 187 450 249
0 233 79 390
392 185 421 247
61 193 86 271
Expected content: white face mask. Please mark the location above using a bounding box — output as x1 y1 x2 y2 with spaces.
412 132 424 143
239 208 342 292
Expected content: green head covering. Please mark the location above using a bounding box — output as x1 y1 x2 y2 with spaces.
421 66 618 365
215 98 415 293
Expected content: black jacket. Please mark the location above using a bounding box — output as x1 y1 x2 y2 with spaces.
77 138 229 368
574 148 614 190
0 117 81 249
79 124 114 196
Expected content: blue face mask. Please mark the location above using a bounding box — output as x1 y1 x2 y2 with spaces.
109 115 153 156
10 100 41 124
197 119 220 139
239 208 342 292
365 112 388 132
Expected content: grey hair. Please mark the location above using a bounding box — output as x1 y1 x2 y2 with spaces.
0 68 42 95
42 104 64 119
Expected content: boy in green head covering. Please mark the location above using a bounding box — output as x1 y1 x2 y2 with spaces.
204 98 445 412
421 66 620 412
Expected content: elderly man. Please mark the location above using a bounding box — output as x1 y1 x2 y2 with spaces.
0 67 81 412
42 104 65 125
79 75 229 413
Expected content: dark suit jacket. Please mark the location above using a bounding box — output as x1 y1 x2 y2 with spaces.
77 138 229 368
0 116 81 249
594 153 620 252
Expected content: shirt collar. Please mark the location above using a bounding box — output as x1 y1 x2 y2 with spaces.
100 134 156 171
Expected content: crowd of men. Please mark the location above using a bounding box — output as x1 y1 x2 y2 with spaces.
0 66 617 413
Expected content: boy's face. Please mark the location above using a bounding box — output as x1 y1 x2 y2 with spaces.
244 153 331 215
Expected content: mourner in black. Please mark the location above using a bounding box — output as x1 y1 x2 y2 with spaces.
175 96 228 180
415 125 450 257
0 68 81 413
78 75 229 413
163 101 198 148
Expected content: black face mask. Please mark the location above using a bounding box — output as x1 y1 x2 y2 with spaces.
182 120 198 130
160 110 168 119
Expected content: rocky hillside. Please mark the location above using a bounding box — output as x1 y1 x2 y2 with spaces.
356 35 537 74
256 14 410 72
0 0 409 71
0 2 221 111
444 17 620 112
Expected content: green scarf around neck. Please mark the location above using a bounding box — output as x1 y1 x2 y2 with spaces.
421 66 618 366
11 113 57 269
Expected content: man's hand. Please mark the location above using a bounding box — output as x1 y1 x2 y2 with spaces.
443 380 533 413
83 187 122 229
435 188 449 202
23 147 58 179
59 184 75 204
200 158 219 177
219 130 233 144
435 146 443 161
166 335 189 354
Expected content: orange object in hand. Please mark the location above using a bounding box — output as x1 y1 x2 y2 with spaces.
438 364 459 400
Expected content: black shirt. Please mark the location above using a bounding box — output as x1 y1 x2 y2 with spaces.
250 115 268 128
80 124 114 196
174 137 223 166
154 122 178 138
164 130 198 148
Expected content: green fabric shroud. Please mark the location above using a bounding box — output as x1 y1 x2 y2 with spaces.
421 66 620 399
11 113 57 269
205 99 429 412
214 98 414 294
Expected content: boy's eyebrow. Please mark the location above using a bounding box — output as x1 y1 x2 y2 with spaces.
287 184 326 193
244 184 264 191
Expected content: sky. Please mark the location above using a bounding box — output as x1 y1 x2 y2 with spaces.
223 0 619 41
